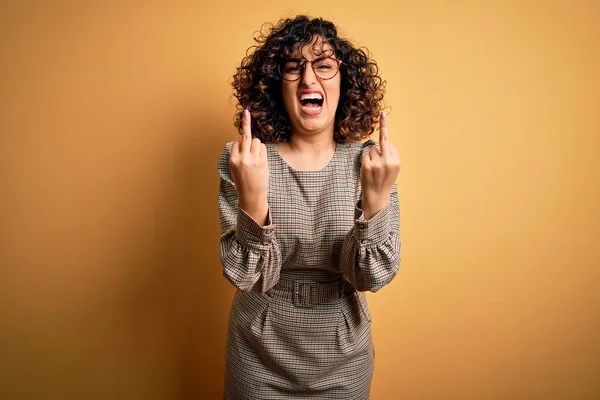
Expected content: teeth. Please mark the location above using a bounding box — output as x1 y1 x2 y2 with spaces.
300 93 323 100
301 104 321 109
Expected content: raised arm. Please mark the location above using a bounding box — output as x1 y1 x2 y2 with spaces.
340 111 402 291
218 110 282 292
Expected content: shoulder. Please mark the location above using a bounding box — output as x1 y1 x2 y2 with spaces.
359 139 378 158
217 141 234 178
333 139 377 175
218 141 234 163
339 139 378 160
221 141 234 156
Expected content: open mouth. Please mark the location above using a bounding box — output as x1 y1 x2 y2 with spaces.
299 93 324 111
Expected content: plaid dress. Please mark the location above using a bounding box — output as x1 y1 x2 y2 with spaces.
218 139 401 399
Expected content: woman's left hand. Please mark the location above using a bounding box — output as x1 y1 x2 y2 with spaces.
360 111 401 220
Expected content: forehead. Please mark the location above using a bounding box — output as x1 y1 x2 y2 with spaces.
290 36 335 59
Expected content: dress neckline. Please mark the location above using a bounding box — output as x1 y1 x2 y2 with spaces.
272 142 338 173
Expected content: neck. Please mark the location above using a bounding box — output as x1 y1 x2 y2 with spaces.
287 130 335 154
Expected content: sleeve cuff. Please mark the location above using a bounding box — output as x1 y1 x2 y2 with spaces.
354 200 391 245
235 207 276 247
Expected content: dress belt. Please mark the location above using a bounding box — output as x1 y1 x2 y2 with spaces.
267 278 355 308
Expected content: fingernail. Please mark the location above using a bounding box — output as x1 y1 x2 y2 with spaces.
243 109 248 119
381 111 386 120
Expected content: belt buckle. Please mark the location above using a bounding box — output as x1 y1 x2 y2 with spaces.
292 281 317 308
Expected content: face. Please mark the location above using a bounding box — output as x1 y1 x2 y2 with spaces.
281 36 341 138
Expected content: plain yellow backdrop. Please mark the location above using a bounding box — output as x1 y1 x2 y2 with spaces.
1 1 599 399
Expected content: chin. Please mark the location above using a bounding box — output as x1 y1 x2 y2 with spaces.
299 119 333 134
288 104 336 135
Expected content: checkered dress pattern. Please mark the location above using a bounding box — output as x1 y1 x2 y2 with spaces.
218 140 401 399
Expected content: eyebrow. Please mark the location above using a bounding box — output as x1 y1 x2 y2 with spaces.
285 55 333 63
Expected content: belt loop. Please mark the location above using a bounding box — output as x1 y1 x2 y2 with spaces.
310 282 318 304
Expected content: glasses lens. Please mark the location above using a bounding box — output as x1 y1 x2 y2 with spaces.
281 58 339 81
282 61 302 80
313 58 338 79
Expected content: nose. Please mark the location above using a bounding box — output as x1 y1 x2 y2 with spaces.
300 62 317 86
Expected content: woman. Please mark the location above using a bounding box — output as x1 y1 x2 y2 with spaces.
218 15 401 399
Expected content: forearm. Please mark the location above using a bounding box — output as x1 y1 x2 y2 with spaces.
360 192 390 220
340 189 401 292
238 198 269 226
220 207 282 292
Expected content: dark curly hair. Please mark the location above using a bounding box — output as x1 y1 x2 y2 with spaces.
231 15 386 143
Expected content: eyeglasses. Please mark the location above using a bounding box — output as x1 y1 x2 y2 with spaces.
280 56 342 81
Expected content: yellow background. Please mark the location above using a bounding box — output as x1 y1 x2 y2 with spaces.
1 1 599 399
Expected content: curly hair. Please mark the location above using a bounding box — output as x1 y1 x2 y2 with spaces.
231 15 386 143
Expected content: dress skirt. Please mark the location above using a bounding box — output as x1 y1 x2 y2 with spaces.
223 270 375 399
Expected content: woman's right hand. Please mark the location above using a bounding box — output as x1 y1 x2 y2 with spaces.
229 109 270 225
